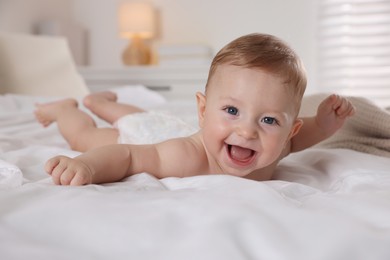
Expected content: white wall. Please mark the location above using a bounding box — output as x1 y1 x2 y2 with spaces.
0 0 88 65
0 0 319 92
74 0 320 93
0 0 69 33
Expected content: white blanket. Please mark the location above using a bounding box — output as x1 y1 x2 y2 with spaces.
1 89 390 260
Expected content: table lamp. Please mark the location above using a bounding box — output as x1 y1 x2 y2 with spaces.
118 2 155 65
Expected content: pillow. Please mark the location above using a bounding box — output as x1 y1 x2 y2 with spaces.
0 33 89 98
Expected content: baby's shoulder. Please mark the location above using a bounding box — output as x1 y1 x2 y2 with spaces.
178 132 207 158
155 132 209 176
158 131 205 157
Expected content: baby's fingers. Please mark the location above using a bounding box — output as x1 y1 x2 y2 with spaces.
53 166 90 186
45 156 66 185
344 103 355 117
51 162 72 185
70 172 91 186
45 155 75 185
336 98 355 118
45 156 63 174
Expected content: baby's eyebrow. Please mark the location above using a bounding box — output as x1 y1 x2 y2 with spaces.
272 112 292 123
219 96 240 103
258 111 290 121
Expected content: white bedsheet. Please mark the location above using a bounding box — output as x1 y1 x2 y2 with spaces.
1 89 390 260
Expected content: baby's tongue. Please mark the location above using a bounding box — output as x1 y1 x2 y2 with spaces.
230 145 253 161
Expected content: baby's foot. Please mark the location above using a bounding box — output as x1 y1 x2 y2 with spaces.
34 99 78 127
83 91 118 109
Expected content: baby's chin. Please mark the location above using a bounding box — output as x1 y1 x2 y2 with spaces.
221 166 255 178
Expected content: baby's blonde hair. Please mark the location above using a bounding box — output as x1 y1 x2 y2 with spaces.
206 33 307 113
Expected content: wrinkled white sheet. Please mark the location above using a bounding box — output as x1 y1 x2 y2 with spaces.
1 89 390 260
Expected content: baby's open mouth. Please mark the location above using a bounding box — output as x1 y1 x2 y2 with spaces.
227 144 256 165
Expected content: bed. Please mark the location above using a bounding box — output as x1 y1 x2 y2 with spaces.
1 85 390 260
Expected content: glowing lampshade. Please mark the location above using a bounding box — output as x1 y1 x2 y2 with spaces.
118 2 155 65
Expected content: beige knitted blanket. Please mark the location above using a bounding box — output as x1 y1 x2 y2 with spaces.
299 94 390 158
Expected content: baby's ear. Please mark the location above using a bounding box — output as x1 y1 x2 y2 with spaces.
288 119 303 139
196 92 206 128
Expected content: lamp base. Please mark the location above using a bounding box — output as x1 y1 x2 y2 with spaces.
122 36 152 65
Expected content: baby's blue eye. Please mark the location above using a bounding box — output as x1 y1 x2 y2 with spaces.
262 117 277 125
225 106 238 115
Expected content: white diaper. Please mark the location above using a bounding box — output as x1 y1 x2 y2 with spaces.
115 111 198 144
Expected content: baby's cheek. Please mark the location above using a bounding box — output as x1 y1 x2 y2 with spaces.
269 138 290 159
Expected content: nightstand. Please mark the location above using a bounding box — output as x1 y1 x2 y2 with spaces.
77 65 209 100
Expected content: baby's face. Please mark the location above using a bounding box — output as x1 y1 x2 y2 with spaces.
197 65 301 177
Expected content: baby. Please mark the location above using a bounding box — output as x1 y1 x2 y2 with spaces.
35 33 355 185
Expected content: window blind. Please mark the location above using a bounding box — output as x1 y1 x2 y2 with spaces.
318 0 390 106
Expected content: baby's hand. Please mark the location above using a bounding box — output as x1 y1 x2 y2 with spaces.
45 155 93 186
316 94 355 136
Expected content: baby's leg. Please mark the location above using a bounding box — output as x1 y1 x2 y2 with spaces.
35 99 119 152
83 91 145 125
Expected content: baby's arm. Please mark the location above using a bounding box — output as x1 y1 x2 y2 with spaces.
45 144 154 185
290 94 355 153
45 137 204 186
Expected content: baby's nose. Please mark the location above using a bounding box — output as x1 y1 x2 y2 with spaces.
236 122 258 139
